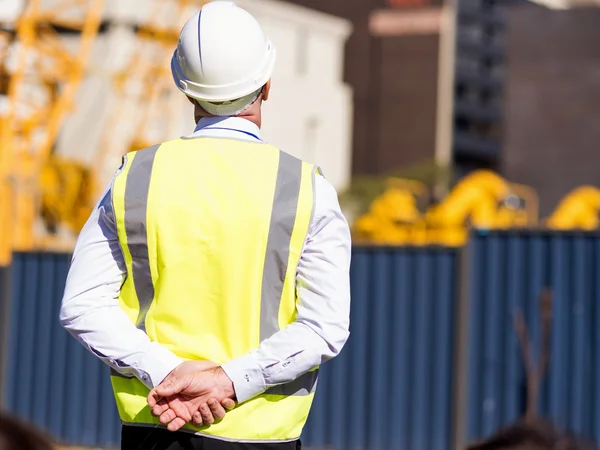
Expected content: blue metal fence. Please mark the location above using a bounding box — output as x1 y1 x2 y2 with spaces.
2 233 600 449
303 247 458 450
465 231 600 445
0 265 8 401
0 253 121 448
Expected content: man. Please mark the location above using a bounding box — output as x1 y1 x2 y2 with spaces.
59 2 351 450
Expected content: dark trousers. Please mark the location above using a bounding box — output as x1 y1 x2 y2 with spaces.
121 425 302 450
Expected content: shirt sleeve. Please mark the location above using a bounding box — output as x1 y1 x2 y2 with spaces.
59 175 183 389
221 175 352 403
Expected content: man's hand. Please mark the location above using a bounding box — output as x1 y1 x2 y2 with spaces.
149 361 235 430
148 367 236 431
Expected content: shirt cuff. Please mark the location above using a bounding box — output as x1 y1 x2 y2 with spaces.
137 343 184 388
221 354 266 403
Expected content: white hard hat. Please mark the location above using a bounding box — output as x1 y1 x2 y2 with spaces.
171 1 277 116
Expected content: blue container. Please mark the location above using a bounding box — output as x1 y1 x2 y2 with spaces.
0 253 121 448
13 232 600 449
303 246 458 450
465 231 600 444
0 265 9 398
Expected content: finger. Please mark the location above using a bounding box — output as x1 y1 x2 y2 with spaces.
167 417 187 432
159 408 177 425
166 397 192 422
147 389 162 408
151 399 169 417
154 375 191 398
199 403 214 425
221 398 236 410
192 411 204 427
207 398 227 420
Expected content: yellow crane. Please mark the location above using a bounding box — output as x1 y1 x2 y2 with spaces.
0 0 104 264
93 0 203 196
546 186 600 230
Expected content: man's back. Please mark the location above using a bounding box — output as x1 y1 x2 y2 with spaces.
114 137 315 362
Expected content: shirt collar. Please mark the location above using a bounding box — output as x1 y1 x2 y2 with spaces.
193 116 262 141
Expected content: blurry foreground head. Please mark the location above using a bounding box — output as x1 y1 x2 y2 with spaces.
171 1 276 118
467 420 597 450
0 412 53 450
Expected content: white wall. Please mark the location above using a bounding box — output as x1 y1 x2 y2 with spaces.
238 0 354 190
56 0 354 192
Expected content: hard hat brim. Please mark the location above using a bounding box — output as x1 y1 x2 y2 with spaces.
197 88 263 117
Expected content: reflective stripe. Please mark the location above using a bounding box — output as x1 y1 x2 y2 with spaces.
260 151 303 342
124 145 160 332
265 370 319 397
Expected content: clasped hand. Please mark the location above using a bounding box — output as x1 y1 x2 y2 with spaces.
147 361 236 432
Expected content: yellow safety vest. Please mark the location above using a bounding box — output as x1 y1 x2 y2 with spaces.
110 137 320 442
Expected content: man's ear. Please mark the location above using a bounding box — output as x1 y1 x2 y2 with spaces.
262 80 271 101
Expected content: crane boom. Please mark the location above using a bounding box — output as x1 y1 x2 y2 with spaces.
94 0 203 193
0 0 104 263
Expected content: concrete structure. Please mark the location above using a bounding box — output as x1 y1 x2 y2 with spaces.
282 0 446 177
55 0 354 192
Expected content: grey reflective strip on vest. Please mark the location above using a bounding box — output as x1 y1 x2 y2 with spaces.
124 145 160 332
260 151 303 342
264 370 319 397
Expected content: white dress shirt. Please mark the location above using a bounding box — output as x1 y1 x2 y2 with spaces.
60 116 351 404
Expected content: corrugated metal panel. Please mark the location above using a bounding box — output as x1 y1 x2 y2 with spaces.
465 231 600 444
0 264 9 401
0 253 121 448
303 246 458 450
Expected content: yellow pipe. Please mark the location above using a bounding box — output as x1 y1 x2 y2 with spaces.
0 117 13 265
3 1 40 254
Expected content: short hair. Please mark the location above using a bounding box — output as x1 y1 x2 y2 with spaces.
466 420 598 450
0 412 54 450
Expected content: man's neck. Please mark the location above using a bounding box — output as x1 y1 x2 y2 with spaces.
236 113 261 129
195 114 261 129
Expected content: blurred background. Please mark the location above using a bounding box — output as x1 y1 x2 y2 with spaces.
1 0 600 449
